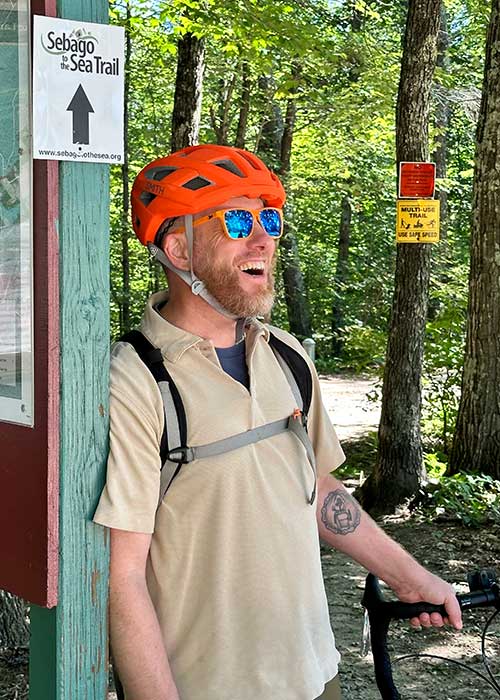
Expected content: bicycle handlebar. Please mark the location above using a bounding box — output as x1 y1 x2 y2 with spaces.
362 571 500 700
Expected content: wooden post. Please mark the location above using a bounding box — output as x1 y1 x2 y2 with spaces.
29 0 110 696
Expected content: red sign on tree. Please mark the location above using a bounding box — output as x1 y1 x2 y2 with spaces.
399 162 436 198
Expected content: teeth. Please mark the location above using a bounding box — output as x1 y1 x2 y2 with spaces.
239 261 265 271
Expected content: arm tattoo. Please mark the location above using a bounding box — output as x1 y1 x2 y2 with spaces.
320 489 361 535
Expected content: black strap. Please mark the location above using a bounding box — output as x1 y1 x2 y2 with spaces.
269 331 312 417
120 330 187 469
119 329 313 497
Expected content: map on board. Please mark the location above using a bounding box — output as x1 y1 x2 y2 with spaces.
0 0 33 424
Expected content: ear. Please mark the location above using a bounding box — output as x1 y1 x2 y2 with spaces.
162 232 190 271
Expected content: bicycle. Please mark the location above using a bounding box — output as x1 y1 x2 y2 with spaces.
361 569 500 699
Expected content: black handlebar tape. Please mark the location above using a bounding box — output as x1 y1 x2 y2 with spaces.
363 574 500 700
362 573 448 620
366 609 401 700
362 574 447 700
457 589 499 610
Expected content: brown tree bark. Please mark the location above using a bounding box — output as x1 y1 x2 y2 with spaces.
359 0 441 513
210 74 237 145
170 32 205 152
278 71 312 340
257 75 283 167
235 62 251 149
449 0 500 478
428 5 450 323
433 4 450 243
255 69 311 338
331 195 352 357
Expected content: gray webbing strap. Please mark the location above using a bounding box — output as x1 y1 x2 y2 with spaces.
151 326 317 507
166 414 317 506
235 317 248 344
269 347 316 501
147 219 240 321
271 350 304 412
288 415 317 504
158 380 182 507
169 417 289 463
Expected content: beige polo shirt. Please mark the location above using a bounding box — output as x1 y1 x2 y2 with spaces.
94 291 345 700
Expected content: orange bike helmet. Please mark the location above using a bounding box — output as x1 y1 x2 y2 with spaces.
131 144 286 245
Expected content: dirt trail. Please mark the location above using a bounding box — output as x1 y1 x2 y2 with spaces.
318 375 500 700
319 374 380 442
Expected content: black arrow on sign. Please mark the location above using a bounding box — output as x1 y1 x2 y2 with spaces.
66 84 94 145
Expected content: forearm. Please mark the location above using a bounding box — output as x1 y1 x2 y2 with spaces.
316 472 462 629
110 573 180 700
316 474 427 594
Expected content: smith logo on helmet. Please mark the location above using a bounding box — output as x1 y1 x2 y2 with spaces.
145 182 165 195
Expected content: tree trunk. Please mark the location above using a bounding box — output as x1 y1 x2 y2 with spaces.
120 1 131 335
449 0 500 478
0 591 28 648
255 69 311 338
170 32 205 152
278 71 312 340
331 195 352 357
433 4 449 243
210 74 237 145
427 4 450 322
359 0 441 514
257 75 283 168
235 62 251 149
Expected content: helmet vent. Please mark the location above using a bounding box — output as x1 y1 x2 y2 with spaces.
183 176 212 190
239 152 260 170
146 166 178 181
139 191 157 206
213 159 244 177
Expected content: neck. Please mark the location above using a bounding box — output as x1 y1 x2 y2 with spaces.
159 287 240 348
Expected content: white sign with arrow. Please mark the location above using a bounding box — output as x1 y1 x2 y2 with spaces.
33 15 124 164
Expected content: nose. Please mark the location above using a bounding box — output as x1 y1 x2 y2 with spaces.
249 218 274 250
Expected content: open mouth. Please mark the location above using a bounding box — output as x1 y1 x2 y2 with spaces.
239 262 265 277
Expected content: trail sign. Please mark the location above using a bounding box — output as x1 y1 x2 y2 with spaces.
33 15 124 164
396 199 440 243
399 162 436 198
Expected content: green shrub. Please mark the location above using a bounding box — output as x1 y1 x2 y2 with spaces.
415 472 500 528
339 323 386 373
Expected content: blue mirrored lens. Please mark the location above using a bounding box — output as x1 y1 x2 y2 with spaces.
224 209 253 239
259 208 282 237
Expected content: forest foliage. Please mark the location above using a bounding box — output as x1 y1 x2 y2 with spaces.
108 0 498 514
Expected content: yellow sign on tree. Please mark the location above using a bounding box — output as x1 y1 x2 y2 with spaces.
396 199 440 243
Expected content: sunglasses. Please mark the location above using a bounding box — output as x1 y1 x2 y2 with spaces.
178 207 284 240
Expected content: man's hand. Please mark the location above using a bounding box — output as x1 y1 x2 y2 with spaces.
392 568 462 630
316 473 463 631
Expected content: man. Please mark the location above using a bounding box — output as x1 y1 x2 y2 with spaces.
93 144 461 700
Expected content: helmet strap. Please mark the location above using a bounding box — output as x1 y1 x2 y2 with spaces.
148 215 248 333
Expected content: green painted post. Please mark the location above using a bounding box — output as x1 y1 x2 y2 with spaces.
29 1 111 697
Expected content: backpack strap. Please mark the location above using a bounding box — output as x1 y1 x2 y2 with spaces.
268 331 313 418
120 330 188 506
120 329 317 505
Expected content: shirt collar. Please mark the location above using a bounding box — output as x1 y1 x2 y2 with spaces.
140 291 270 363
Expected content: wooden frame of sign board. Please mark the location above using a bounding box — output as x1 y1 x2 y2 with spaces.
27 0 111 696
0 3 59 607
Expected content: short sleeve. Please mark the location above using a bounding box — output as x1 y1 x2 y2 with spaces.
306 359 346 476
93 342 165 533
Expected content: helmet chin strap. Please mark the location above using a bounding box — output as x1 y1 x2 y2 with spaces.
148 214 249 343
